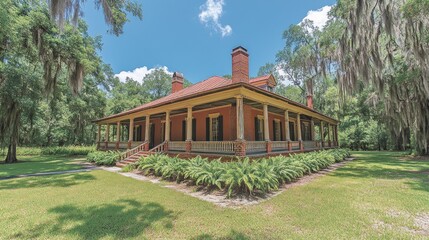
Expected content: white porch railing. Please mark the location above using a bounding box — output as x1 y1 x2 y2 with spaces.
271 141 288 152
246 141 266 154
290 141 300 151
119 141 148 161
191 141 235 154
168 141 186 152
149 141 166 153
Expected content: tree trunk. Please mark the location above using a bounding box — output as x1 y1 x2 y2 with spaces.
4 142 17 163
4 109 20 163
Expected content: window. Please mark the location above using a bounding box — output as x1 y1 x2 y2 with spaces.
255 116 264 141
259 85 274 92
273 119 281 141
206 113 223 141
133 125 142 141
211 117 219 141
301 122 311 141
161 122 165 142
289 122 296 141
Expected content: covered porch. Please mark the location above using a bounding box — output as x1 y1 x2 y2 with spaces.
96 91 339 157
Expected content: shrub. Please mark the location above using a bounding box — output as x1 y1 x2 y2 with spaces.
135 148 351 197
0 146 96 156
1 147 42 156
41 146 96 155
87 151 120 166
184 156 225 188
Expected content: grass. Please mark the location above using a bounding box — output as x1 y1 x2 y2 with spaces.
0 155 86 178
0 151 428 239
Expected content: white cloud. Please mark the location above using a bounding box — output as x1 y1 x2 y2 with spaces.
300 5 332 30
199 0 232 37
114 66 172 83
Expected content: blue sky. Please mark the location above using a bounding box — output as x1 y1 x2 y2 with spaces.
83 0 335 84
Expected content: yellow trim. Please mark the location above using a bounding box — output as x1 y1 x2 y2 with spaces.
208 113 220 118
240 87 337 124
98 89 240 124
172 104 232 118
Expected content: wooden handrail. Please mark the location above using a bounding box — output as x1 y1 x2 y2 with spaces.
119 141 148 161
149 141 166 153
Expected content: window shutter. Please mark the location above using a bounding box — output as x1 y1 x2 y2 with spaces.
206 117 210 141
255 117 258 141
289 122 295 141
273 120 276 141
218 116 223 141
280 122 283 141
182 120 186 141
192 118 197 141
302 123 305 141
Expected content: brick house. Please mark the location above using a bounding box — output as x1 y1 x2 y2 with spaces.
94 46 339 161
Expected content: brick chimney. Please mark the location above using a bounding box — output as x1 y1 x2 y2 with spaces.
172 72 184 93
306 95 314 109
231 46 249 83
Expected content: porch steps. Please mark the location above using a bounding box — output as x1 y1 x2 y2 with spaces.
115 151 150 167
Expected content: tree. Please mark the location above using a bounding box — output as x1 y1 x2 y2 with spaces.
334 0 429 155
48 0 143 36
275 20 335 103
0 1 102 163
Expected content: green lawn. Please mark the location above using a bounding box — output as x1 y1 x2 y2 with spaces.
0 151 428 239
0 155 86 178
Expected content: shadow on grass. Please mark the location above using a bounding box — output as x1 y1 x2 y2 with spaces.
14 199 176 239
0 173 96 190
0 155 85 178
192 230 249 240
331 151 429 192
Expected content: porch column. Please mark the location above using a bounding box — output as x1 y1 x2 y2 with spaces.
97 124 101 149
320 121 325 149
186 106 193 153
284 110 290 141
284 110 291 151
165 111 170 141
263 103 271 153
105 124 110 149
297 113 303 150
128 118 134 149
144 115 150 151
235 96 245 156
116 122 120 149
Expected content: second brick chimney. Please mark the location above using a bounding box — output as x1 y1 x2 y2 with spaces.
231 46 249 83
172 72 184 93
306 95 314 109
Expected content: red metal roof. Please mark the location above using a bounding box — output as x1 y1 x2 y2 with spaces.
249 75 271 83
102 76 232 120
95 75 338 123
